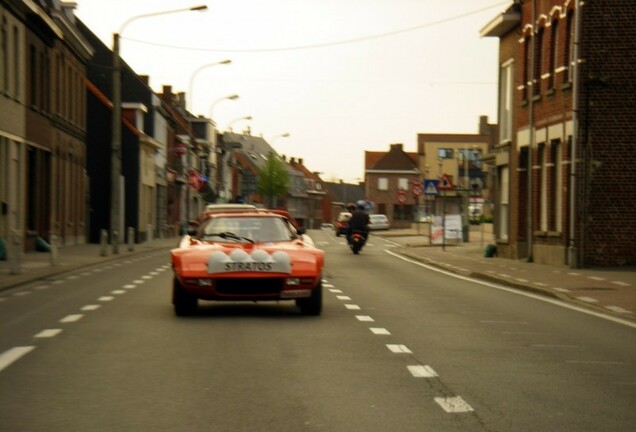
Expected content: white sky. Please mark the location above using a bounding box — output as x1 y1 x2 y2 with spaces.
74 0 507 183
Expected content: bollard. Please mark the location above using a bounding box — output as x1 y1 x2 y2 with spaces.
100 229 108 256
49 233 59 266
147 224 153 243
112 229 119 255
9 229 22 275
127 227 135 251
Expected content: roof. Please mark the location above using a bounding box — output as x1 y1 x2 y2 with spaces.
366 144 418 172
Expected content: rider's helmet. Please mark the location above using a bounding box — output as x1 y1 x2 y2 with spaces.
355 200 366 210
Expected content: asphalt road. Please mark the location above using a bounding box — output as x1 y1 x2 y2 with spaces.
1 230 634 431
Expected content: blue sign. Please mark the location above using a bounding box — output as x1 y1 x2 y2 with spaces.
424 179 440 195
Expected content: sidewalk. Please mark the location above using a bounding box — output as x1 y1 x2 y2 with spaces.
373 226 636 324
0 237 178 292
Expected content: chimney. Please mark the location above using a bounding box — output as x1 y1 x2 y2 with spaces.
299 158 304 165
390 143 403 151
478 115 489 135
162 85 172 101
176 92 186 109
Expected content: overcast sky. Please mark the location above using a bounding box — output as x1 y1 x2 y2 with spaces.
75 0 507 183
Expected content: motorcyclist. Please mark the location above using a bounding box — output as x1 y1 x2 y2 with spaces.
347 200 370 243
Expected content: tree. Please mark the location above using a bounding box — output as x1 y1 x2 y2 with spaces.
257 153 289 208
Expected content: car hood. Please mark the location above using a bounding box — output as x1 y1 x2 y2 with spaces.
171 240 324 277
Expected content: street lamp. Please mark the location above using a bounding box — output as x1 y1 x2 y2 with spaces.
111 4 207 253
188 59 232 112
269 132 290 144
209 94 239 120
227 115 252 132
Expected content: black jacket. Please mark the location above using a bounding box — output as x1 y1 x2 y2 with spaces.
348 210 370 232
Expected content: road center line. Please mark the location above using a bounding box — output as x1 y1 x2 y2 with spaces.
34 329 63 338
0 347 36 372
434 396 474 413
60 314 83 323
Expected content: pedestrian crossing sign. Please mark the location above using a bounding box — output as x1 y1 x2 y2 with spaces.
424 179 439 195
438 174 454 191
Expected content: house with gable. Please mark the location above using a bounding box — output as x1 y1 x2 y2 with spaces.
364 143 419 229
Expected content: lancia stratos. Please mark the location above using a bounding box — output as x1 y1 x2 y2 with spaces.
171 210 325 316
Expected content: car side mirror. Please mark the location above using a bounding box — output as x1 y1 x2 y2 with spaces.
296 227 306 235
187 228 198 236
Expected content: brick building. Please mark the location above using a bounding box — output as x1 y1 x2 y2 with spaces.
365 144 419 229
482 0 636 266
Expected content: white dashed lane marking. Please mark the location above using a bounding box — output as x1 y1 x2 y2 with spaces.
59 314 83 323
81 305 101 311
407 365 438 378
370 328 390 335
387 344 412 353
345 304 361 310
435 396 474 413
98 296 114 302
0 347 36 372
355 315 374 322
34 329 63 338
336 295 351 300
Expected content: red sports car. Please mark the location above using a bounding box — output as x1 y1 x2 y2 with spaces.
171 210 325 316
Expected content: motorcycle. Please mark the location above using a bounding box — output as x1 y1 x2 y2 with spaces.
348 230 367 255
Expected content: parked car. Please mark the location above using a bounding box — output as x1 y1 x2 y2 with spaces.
334 212 352 236
368 214 390 230
171 210 325 316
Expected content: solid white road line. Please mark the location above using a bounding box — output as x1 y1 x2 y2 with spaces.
385 249 636 329
0 347 36 372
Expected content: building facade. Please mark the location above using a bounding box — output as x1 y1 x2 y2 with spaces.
482 0 636 266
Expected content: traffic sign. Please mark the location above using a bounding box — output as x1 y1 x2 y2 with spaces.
412 182 423 197
424 179 439 195
396 189 407 204
438 174 454 191
188 170 204 191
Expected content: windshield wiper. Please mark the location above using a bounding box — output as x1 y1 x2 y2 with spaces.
203 232 254 244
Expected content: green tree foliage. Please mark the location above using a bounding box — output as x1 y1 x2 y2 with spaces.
257 153 289 207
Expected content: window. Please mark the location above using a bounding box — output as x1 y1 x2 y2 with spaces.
550 140 562 232
499 60 513 142
398 178 408 190
523 35 531 100
1 17 7 92
548 19 559 90
565 11 574 84
437 148 454 159
498 166 509 241
29 45 36 106
378 177 388 191
538 143 547 231
533 27 544 97
13 26 19 98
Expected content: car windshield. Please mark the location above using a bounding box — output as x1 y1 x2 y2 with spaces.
202 216 294 243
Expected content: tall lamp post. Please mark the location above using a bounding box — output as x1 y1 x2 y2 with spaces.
227 115 252 132
187 59 232 112
209 94 239 120
111 5 207 253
